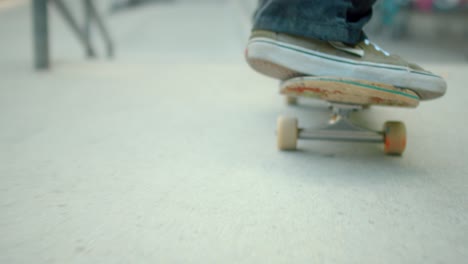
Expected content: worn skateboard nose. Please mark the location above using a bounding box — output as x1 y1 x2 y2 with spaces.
277 76 414 155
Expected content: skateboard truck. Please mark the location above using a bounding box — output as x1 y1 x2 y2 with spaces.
277 102 407 155
299 103 382 143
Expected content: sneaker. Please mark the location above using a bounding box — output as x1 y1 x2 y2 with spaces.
245 30 446 100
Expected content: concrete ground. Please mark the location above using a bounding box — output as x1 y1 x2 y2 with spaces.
1 1 467 263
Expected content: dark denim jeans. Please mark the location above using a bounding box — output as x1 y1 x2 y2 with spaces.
253 0 376 44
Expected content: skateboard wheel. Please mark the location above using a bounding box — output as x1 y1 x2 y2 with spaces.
285 96 298 105
277 116 298 150
383 121 406 155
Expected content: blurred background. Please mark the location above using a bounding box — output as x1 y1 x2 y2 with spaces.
1 1 467 263
1 0 467 68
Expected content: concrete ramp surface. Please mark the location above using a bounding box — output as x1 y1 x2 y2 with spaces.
1 1 467 263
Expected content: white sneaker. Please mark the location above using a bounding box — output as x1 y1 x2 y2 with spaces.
246 30 447 100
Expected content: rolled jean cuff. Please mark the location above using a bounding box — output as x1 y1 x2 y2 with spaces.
253 17 365 44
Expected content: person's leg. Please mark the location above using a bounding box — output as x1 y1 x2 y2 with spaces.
245 0 446 100
253 0 375 45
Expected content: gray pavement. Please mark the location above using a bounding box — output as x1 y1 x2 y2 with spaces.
1 1 467 263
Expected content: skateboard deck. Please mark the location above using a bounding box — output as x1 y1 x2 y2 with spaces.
276 76 420 155
280 76 419 107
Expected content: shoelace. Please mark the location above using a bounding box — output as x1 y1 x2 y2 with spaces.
364 39 390 56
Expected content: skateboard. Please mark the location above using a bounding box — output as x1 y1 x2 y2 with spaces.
277 76 420 155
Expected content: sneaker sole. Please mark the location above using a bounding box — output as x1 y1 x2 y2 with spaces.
246 37 446 100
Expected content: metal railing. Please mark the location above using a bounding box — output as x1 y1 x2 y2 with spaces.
32 0 114 70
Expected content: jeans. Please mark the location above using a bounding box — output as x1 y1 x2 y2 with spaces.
253 0 376 45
